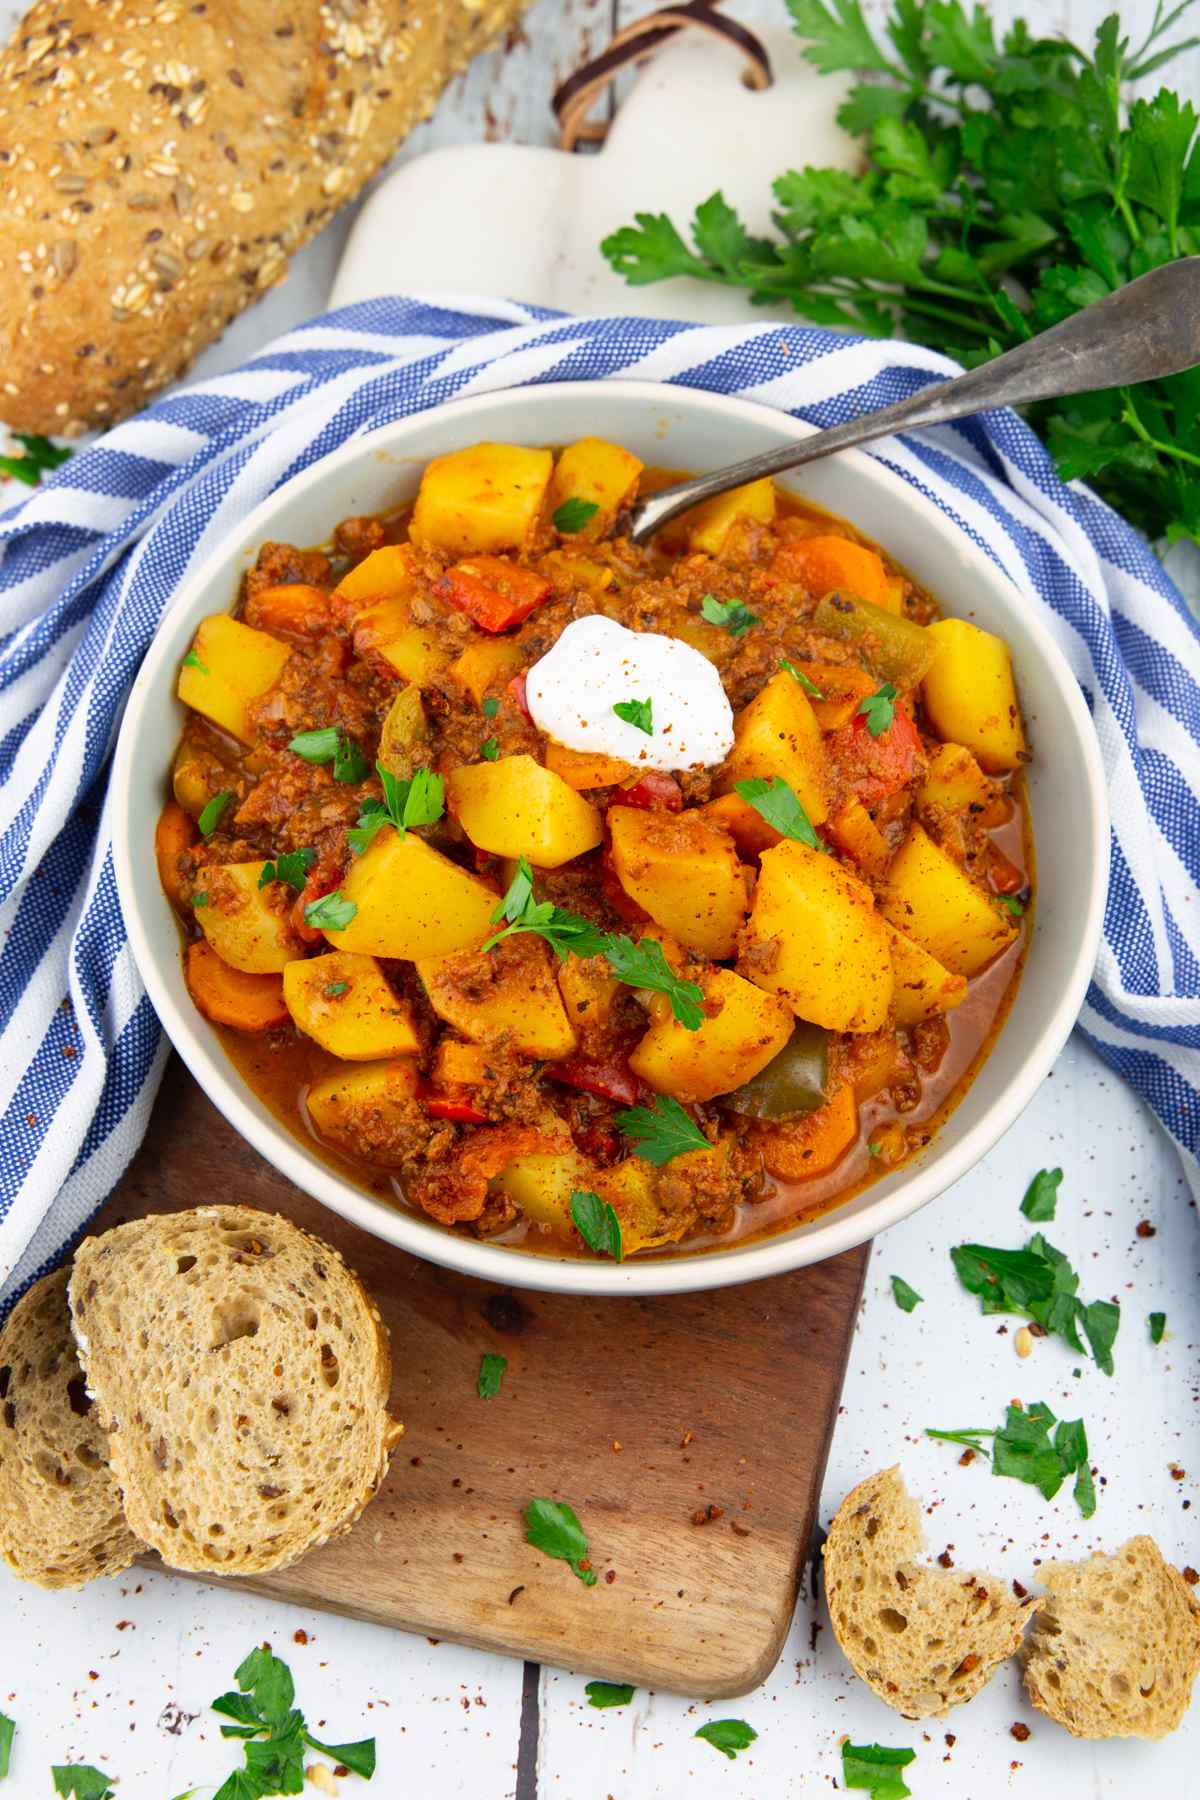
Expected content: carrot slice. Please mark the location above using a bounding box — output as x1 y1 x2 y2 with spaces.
753 1083 858 1180
186 939 289 1032
243 582 332 636
772 536 892 609
155 801 199 912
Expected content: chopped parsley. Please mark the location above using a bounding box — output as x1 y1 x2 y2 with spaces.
694 1720 757 1761
482 858 608 960
197 790 233 838
0 1714 12 1782
478 1353 508 1399
858 681 898 738
1020 1167 1062 1221
996 894 1026 917
482 695 500 718
304 891 357 932
927 1399 1096 1518
612 696 654 736
570 1189 624 1262
615 1095 709 1166
323 981 349 998
951 1233 1120 1374
51 1772 115 1800
191 892 209 909
735 776 823 850
348 763 445 854
841 1741 916 1798
333 737 369 784
585 1682 634 1709
699 594 758 636
258 847 316 891
480 737 500 761
181 648 209 675
0 432 72 487
524 1497 597 1586
602 935 704 1030
779 657 824 698
1149 1311 1167 1345
552 497 600 534
288 727 341 763
210 1645 376 1797
890 1275 923 1313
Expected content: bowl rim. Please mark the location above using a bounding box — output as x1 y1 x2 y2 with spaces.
112 377 1109 1296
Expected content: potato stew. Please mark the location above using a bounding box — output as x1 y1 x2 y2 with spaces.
157 438 1031 1261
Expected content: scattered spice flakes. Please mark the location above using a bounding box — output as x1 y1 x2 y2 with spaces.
730 1520 751 1538
1012 1579 1029 1599
958 1449 975 1466
293 1630 309 1646
680 1429 694 1448
1182 1567 1198 1585
691 1504 724 1526
937 1550 954 1568
1170 1465 1186 1481
1136 1220 1157 1238
507 1586 525 1606
1011 1722 1031 1742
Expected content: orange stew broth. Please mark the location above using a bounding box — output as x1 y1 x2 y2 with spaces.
161 457 1031 1261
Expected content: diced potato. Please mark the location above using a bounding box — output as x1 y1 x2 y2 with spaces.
631 967 793 1103
177 614 291 745
282 951 421 1060
608 806 747 960
919 741 1010 828
595 1160 690 1254
447 754 603 868
410 443 553 555
557 954 621 1034
751 1082 858 1179
827 799 891 877
352 596 446 686
449 637 525 707
880 822 1017 976
544 742 633 790
494 1151 590 1233
685 476 776 555
700 791 780 856
739 840 893 1032
185 940 288 1032
378 685 428 777
717 669 829 826
306 1058 420 1163
196 861 305 973
887 926 968 1027
787 661 877 732
328 830 498 959
922 618 1025 772
548 437 644 540
538 549 614 595
334 544 416 610
432 1039 494 1088
880 575 906 615
417 936 577 1060
172 751 214 819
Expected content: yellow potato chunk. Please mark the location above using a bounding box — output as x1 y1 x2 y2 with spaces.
177 614 290 745
631 967 793 1103
887 926 968 1026
410 443 553 555
557 954 621 1035
306 1058 420 1164
196 861 305 974
685 476 776 555
283 952 421 1060
495 1151 590 1233
920 741 1007 824
378 685 428 778
327 830 498 959
548 437 644 540
448 754 603 868
417 936 577 1060
595 1161 690 1255
827 799 891 878
334 544 415 609
739 840 893 1032
880 823 1017 976
608 806 747 960
352 596 446 686
717 669 829 826
922 618 1026 772
449 637 525 707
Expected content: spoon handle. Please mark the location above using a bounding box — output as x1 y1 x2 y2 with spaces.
629 257 1200 544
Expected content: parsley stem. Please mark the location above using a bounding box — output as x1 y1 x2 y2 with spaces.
1122 395 1200 469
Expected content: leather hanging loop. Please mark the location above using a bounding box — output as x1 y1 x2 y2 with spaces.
553 1 773 154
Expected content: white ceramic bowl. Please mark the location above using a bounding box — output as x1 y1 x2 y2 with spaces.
112 381 1108 1295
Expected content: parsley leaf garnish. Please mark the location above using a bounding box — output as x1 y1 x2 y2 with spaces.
0 1715 13 1782
348 763 445 854
51 1770 115 1800
858 681 898 737
734 776 823 850
478 1353 508 1399
181 648 209 675
482 695 500 718
602 935 704 1030
482 858 608 960
1149 1310 1167 1344
694 1720 757 1761
585 1682 634 1709
323 980 349 998
699 594 758 636
927 1400 1096 1516
191 891 209 908
552 497 601 534
996 894 1025 917
210 1644 376 1796
841 1741 916 1798
612 697 654 735
197 790 234 838
780 657 824 698
0 433 72 487
288 727 341 763
304 891 356 931
570 1189 624 1261
615 1095 709 1166
524 1497 597 1585
1020 1167 1061 1220
890 1275 922 1313
258 847 316 891
951 1233 1120 1374
480 737 500 761
333 737 369 784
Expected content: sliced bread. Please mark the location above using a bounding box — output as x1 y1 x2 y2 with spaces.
0 1268 140 1588
822 1465 1036 1718
1021 1537 1200 1739
69 1206 402 1576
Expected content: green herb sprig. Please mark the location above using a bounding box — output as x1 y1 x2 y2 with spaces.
841 1741 916 1799
0 433 72 487
51 1771 114 1800
258 847 316 891
615 1095 709 1166
735 776 824 850
858 681 898 738
288 727 368 784
0 1714 11 1782
553 497 600 534
694 1720 757 1761
891 1275 923 1313
347 763 445 855
571 1189 624 1262
952 1233 1120 1374
699 594 758 636
478 1353 508 1399
586 1682 635 1709
612 697 654 735
210 1645 375 1800
780 657 824 698
524 1497 597 1586
927 1399 1096 1517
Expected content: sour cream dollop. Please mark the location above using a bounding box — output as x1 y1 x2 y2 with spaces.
525 615 734 773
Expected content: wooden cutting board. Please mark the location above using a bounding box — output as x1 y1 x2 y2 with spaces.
90 1058 867 1698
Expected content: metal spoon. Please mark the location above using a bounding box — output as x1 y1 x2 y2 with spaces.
628 257 1200 545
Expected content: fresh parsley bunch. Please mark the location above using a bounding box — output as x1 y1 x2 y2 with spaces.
601 0 1200 545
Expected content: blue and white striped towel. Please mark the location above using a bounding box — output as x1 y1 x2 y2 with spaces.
1 296 1198 1319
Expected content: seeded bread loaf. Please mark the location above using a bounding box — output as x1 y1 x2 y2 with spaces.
0 0 529 435
822 1466 1036 1718
1021 1537 1200 1739
0 1268 140 1588
69 1205 402 1575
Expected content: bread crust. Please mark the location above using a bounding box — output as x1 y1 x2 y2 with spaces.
0 0 528 434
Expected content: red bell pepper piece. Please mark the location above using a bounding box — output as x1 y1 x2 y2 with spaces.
551 1054 641 1108
419 1084 489 1124
827 702 921 809
507 672 532 722
571 1122 623 1166
986 845 1025 896
617 771 683 812
436 556 550 634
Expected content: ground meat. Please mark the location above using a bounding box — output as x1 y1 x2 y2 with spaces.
245 540 332 598
333 515 388 561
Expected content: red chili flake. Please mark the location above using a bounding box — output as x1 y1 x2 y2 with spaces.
958 1449 976 1466
604 1570 616 1585
690 1504 724 1526
63 1044 76 1058
1012 1579 1029 1599
1011 1722 1031 1742
937 1550 954 1568
1182 1567 1198 1585
1136 1220 1157 1238
293 1629 308 1646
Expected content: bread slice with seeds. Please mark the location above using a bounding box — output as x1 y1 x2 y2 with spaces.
822 1466 1035 1718
0 1268 140 1588
1021 1537 1200 1738
69 1206 402 1576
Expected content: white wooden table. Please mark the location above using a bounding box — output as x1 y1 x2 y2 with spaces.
3 4 1197 1796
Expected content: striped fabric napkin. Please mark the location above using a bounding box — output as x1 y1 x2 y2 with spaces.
1 296 1197 1318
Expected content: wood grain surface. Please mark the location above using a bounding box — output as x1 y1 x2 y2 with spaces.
89 1057 867 1698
